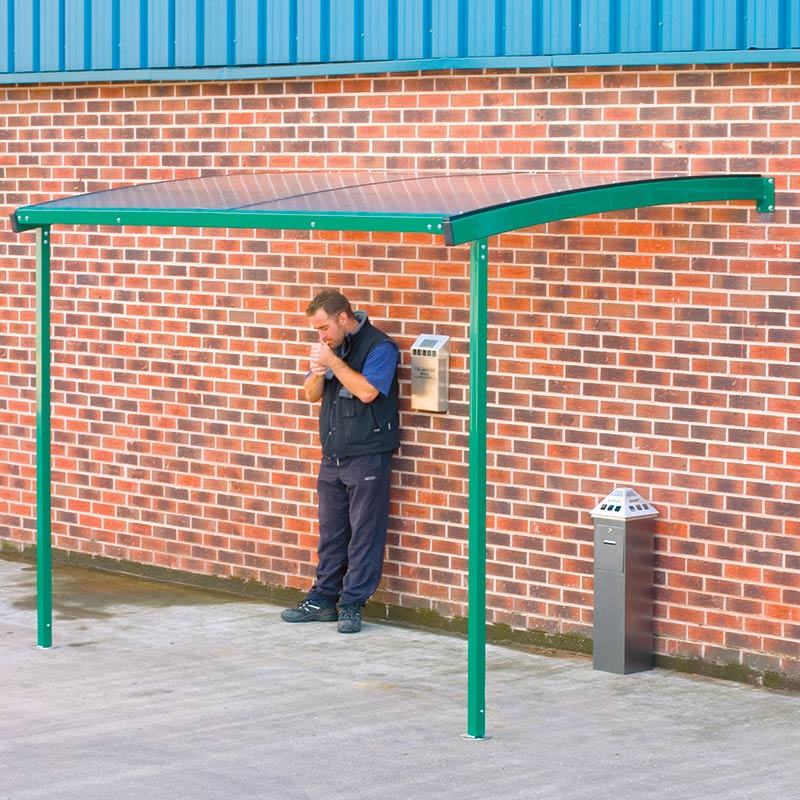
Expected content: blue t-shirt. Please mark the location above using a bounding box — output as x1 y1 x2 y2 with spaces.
360 340 398 397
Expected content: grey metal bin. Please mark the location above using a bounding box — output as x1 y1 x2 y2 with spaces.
591 488 658 675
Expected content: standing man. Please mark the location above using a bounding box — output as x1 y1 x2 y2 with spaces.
281 289 400 633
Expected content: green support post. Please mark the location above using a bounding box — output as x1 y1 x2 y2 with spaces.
36 226 53 648
465 238 489 739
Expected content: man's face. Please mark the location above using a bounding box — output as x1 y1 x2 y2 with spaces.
309 309 348 349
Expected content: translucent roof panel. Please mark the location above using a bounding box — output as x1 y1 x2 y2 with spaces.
13 171 774 245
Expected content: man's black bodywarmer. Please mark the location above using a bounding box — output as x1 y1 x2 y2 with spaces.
319 315 400 460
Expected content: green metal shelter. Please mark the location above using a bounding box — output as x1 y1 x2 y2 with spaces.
12 170 775 738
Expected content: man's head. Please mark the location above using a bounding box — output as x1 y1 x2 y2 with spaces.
306 289 357 349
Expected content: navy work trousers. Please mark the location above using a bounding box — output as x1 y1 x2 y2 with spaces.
307 451 393 607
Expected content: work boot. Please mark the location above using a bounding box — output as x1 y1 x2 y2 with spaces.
281 598 338 623
337 603 362 633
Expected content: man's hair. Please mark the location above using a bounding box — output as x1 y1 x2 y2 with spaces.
306 289 355 319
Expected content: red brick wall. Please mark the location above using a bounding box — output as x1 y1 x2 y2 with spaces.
1 65 798 678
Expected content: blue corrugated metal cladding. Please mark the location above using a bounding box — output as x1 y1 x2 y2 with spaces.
1 0 799 82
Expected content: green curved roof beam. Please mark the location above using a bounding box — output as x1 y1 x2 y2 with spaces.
442 174 775 245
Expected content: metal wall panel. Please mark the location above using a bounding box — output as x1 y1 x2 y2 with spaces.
90 0 117 70
363 0 395 61
431 0 461 58
233 0 255 64
147 0 173 67
748 0 780 48
64 0 89 71
704 0 740 51
330 0 356 62
296 0 323 63
467 0 499 58
581 0 616 55
11 0 34 72
542 0 578 55
504 0 542 57
748 0 799 49
201 0 233 66
175 0 197 67
791 0 800 47
396 0 428 59
265 0 294 64
619 0 653 52
0 1 8 73
119 0 144 69
2 0 799 81
660 0 696 51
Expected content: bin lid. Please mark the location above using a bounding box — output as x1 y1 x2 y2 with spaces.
590 487 658 520
411 334 450 355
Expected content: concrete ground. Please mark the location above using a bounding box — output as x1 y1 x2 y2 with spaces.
2 555 799 800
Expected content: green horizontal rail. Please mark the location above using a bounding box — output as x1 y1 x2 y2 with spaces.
444 175 775 245
13 208 447 236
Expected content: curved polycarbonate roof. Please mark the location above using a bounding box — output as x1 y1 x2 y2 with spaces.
13 171 774 245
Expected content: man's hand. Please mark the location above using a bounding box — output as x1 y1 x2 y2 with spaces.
304 343 328 402
309 343 330 375
307 341 379 405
